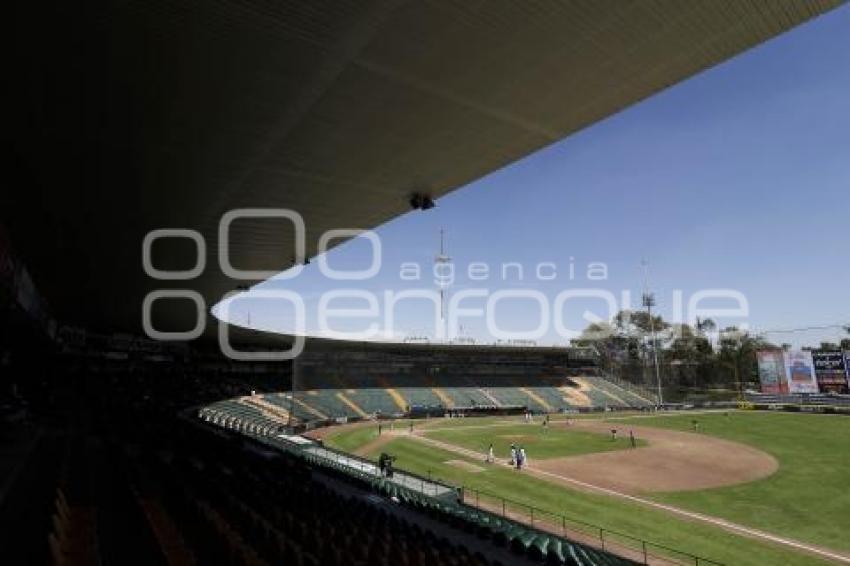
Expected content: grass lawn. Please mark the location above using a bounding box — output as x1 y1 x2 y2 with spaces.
359 437 828 566
607 411 850 553
423 422 645 459
322 420 419 452
322 424 379 452
419 415 512 428
322 411 850 564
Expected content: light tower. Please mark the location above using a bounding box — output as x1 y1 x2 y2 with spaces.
435 228 451 342
641 259 663 408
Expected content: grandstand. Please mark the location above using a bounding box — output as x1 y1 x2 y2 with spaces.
209 380 656 429
202 369 658 430
281 344 654 421
196 343 658 427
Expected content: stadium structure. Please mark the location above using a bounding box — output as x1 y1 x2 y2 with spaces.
203 341 655 429
4 2 847 566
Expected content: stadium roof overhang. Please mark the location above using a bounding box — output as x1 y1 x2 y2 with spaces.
6 0 844 343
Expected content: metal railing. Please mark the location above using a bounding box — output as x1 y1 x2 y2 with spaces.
248 429 459 499
460 486 723 566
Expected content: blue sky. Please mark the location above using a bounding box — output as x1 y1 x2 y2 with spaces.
225 6 850 348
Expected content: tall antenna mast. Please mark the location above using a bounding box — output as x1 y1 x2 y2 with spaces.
435 228 451 342
641 259 663 408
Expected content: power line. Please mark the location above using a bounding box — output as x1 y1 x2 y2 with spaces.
754 323 849 335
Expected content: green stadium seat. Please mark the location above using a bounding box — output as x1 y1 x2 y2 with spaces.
511 529 538 553
529 534 551 561
546 538 565 565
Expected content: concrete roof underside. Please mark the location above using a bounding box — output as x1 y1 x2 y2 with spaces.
6 0 843 342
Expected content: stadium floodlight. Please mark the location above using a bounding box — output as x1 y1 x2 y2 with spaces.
435 228 453 341
641 260 663 408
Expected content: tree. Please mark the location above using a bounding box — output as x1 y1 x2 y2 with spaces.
572 312 662 385
574 316 845 400
572 321 634 374
695 317 716 337
665 323 715 388
718 327 776 396
614 310 669 337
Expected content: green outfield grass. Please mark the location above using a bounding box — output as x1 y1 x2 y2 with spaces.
423 422 645 459
609 411 850 553
358 437 828 566
320 411 849 565
323 425 379 453
323 420 416 452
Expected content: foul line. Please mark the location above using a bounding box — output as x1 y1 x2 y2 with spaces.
408 431 850 564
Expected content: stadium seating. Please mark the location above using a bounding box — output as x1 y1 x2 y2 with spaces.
569 376 654 409
585 376 655 407
264 392 313 421
486 388 535 408
346 388 400 414
303 390 358 417
523 387 567 412
200 402 635 566
240 379 655 425
396 388 443 410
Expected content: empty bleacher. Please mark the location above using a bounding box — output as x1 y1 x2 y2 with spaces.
396 388 443 410
249 380 654 425
441 387 494 408
345 388 399 414
201 375 656 435
199 405 638 566
568 376 654 409
485 387 533 408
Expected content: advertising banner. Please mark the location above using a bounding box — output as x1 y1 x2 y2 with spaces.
756 350 788 394
846 351 850 390
812 351 848 393
784 350 819 394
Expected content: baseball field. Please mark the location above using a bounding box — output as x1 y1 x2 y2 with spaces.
311 410 850 565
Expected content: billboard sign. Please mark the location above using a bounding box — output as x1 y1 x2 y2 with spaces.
784 350 819 394
756 350 788 394
812 351 848 393
846 351 850 390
